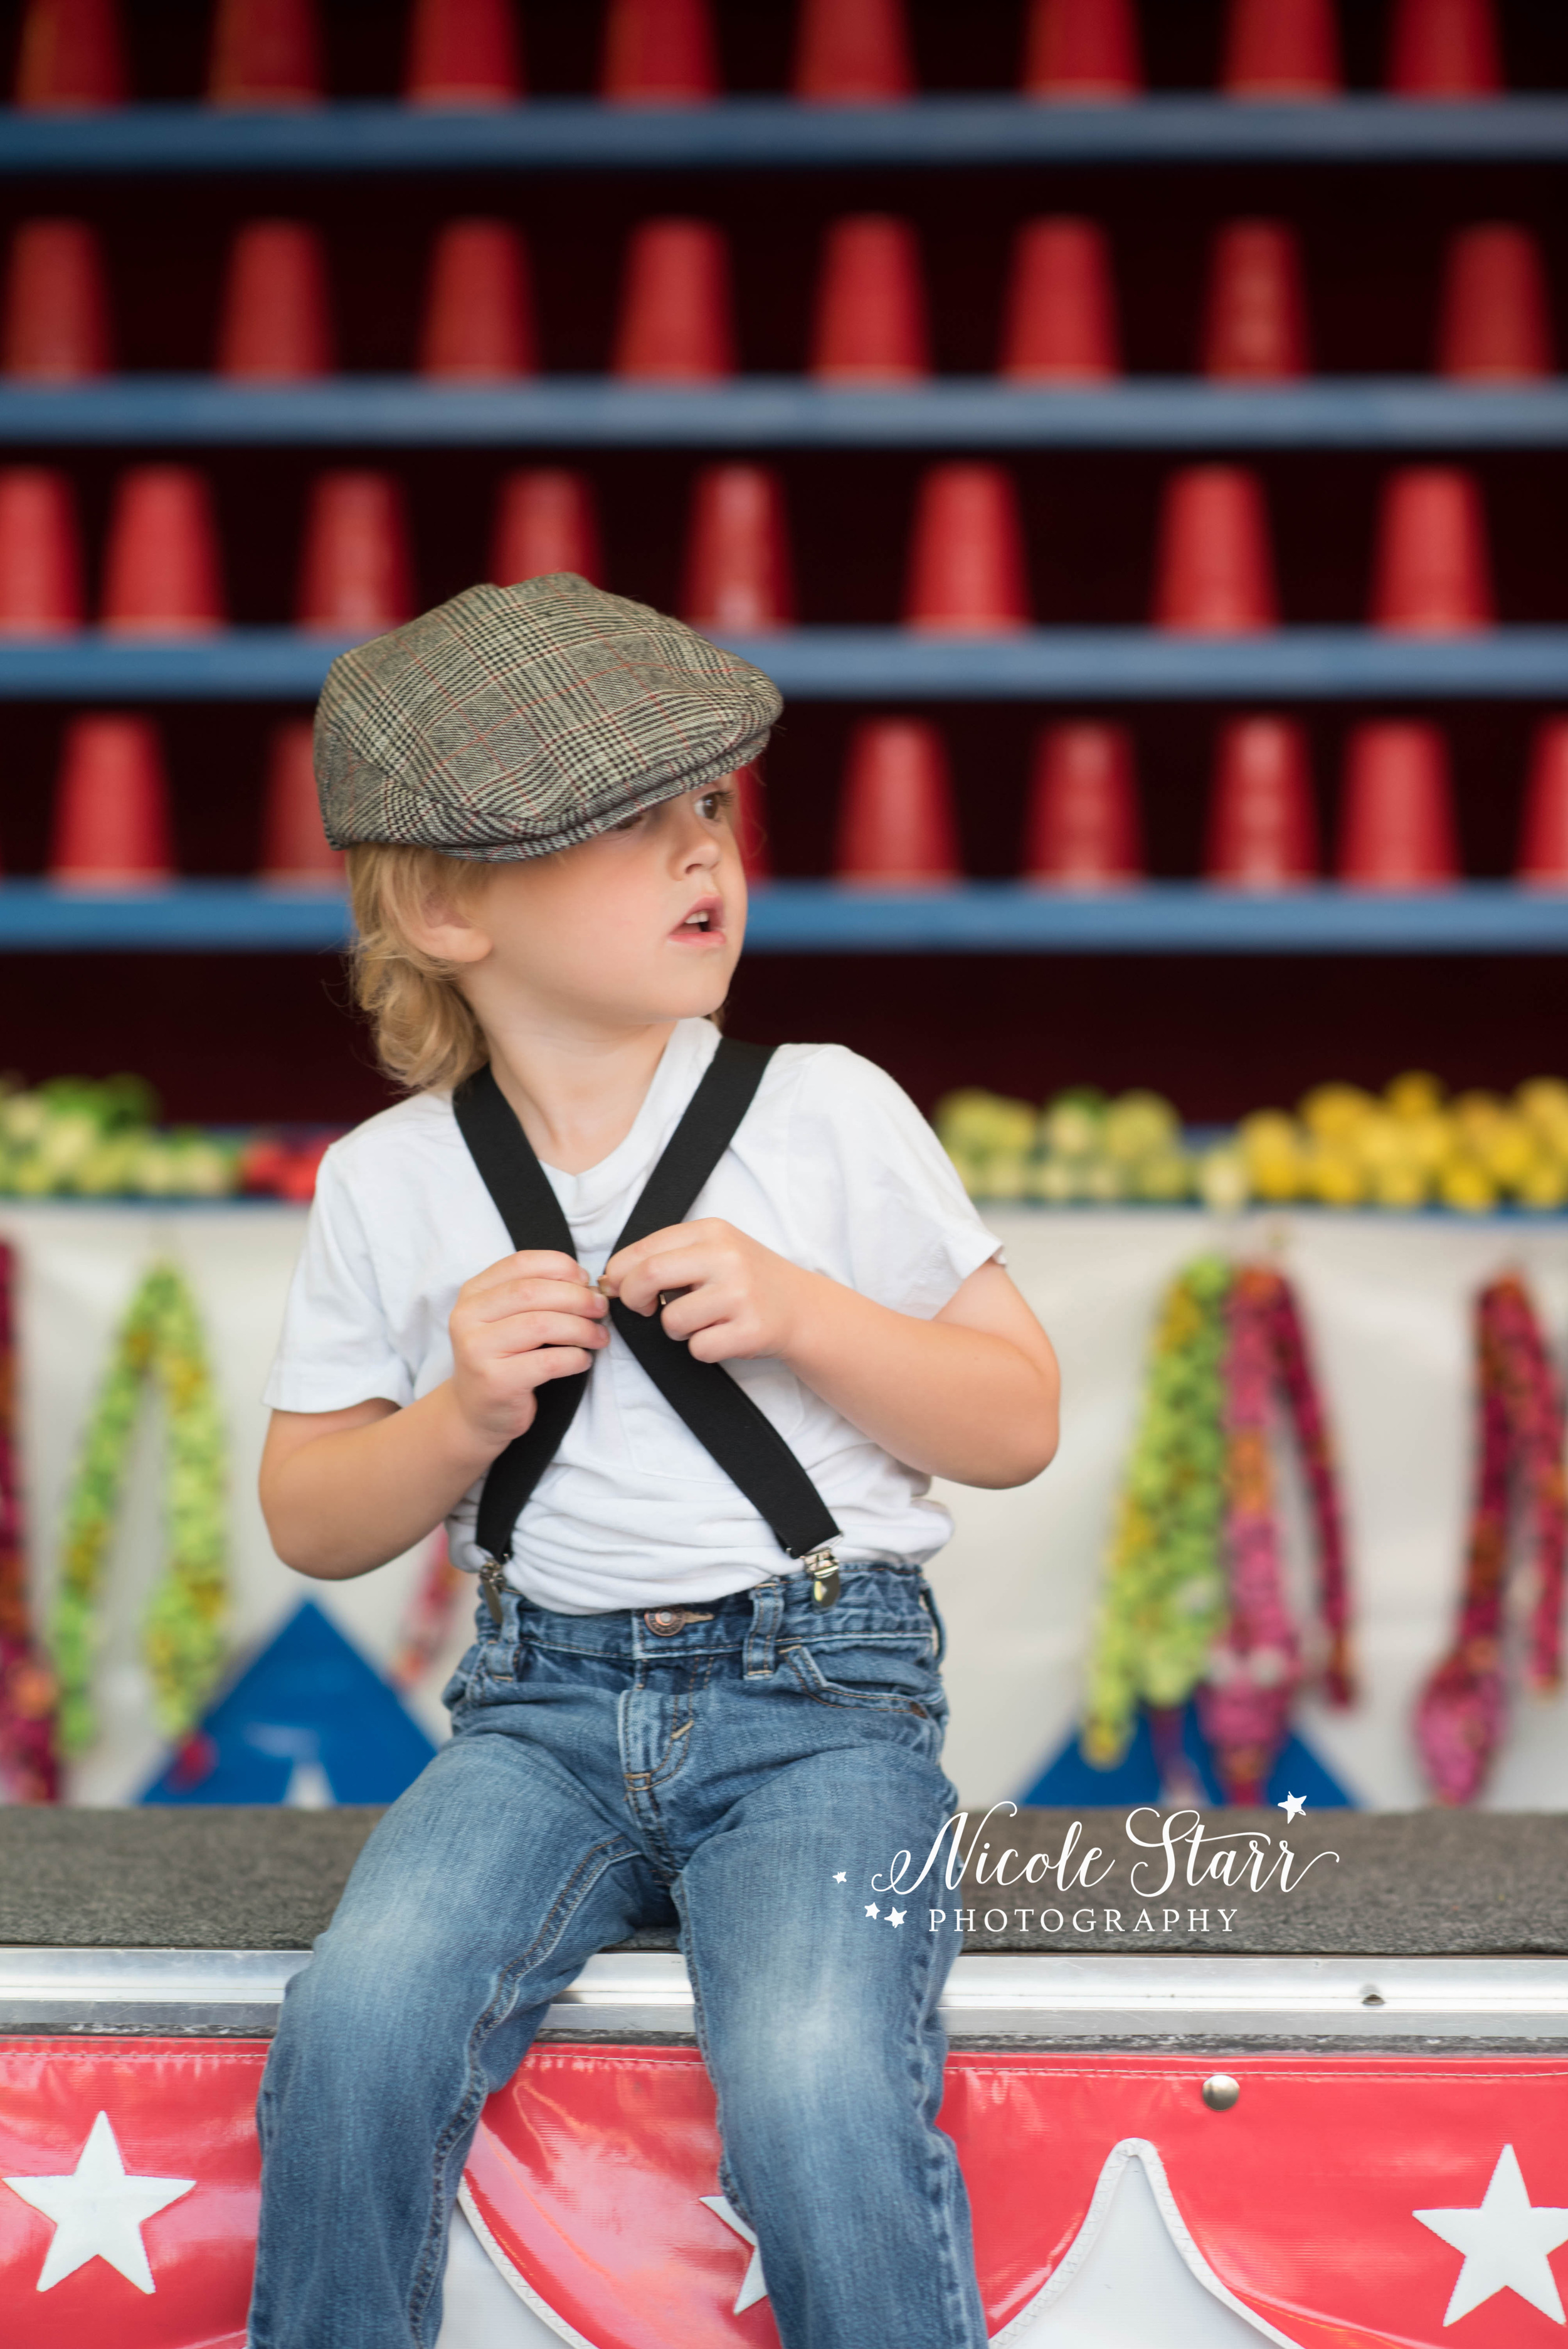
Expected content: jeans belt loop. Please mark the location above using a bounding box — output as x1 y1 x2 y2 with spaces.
743 1576 785 1678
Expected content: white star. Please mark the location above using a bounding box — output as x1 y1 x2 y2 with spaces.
833 1871 847 1883
886 1907 906 1927
1414 2143 1568 2324
864 1901 880 1919
700 2192 770 2313
1277 1793 1307 1822
3 2109 194 2294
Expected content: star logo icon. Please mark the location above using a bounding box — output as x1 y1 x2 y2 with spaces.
3 2109 194 2294
833 1871 847 1884
1415 2143 1568 2323
1277 1793 1307 1822
886 1907 906 1928
864 1902 880 1919
700 2192 770 2313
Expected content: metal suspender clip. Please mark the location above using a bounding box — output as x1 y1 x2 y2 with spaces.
479 1555 510 1629
799 1547 840 1609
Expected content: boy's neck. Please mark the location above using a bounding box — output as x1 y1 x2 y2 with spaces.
482 1014 682 1177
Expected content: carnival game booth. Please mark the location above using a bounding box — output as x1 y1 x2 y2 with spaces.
6 0 1568 2342
3 1803 1567 2348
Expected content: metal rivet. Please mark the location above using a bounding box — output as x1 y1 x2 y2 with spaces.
1361 1988 1385 2007
1201 2074 1241 2112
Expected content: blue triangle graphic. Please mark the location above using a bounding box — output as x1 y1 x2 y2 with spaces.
140 1598 437 1806
1019 1702 1357 1811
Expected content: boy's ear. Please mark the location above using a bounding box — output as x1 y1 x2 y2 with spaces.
405 876 492 965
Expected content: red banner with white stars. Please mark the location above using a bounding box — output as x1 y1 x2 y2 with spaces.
3 2040 1568 2345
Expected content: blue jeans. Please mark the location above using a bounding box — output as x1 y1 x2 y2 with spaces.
246 1560 989 2349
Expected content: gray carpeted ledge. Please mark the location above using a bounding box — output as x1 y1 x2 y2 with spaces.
1 1806 1564 1956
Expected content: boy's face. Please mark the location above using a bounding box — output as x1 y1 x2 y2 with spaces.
460 778 746 1029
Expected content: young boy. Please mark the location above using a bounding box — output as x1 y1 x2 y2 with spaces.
248 573 1060 2349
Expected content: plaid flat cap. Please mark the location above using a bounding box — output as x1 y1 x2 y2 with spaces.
313 572 783 860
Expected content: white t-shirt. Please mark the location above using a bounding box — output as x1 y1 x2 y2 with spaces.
261 1017 1004 1613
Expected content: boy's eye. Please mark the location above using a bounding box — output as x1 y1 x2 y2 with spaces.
697 787 734 821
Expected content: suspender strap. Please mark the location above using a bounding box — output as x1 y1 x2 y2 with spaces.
452 1036 842 1576
450 1063 588 1562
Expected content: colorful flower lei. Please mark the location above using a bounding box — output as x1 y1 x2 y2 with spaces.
0 1239 58 1801
48 1260 228 1758
1084 1255 1353 1794
1197 1266 1355 1803
1416 1274 1567 1807
1082 1256 1233 1767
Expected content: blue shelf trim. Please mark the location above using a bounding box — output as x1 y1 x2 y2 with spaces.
3 378 1568 449
1 628 1565 701
2 879 1564 953
0 98 1566 174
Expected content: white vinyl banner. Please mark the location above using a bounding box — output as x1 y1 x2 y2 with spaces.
5 1199 1568 1812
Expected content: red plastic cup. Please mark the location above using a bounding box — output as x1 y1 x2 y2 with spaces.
1202 221 1310 379
404 0 523 105
731 759 771 881
1370 467 1493 633
489 469 603 586
14 0 126 106
418 220 535 378
50 715 174 884
613 220 733 380
999 217 1120 381
793 0 913 102
1020 0 1142 98
2 219 112 378
1205 716 1319 885
834 719 961 883
904 464 1030 633
208 0 323 104
297 471 415 634
1438 225 1552 379
259 718 342 884
1153 465 1278 634
682 464 793 631
1337 721 1460 886
1387 0 1503 96
216 220 333 378
810 216 928 383
0 468 83 633
100 465 225 634
1516 718 1568 886
1222 0 1341 96
1022 722 1143 883
600 0 718 103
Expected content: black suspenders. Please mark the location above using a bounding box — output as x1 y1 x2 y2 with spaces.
450 1035 842 1616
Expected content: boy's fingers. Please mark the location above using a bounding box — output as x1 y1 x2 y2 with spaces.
485 1310 610 1355
469 1249 588 1297
524 1345 598 1387
609 1245 711 1313
466 1278 607 1325
601 1224 707 1292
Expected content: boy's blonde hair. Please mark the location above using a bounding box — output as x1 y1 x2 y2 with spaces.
346 843 492 1095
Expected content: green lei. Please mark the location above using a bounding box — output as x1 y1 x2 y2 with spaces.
1081 1254 1232 1768
48 1261 228 1756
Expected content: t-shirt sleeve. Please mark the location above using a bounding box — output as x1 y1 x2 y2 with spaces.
784 1047 1006 1319
260 1143 415 1412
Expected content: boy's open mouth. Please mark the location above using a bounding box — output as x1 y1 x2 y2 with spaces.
674 896 724 938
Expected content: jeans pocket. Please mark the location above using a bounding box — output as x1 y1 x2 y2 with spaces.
440 1640 481 1717
783 1630 943 1719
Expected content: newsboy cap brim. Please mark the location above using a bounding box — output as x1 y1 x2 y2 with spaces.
312 572 783 861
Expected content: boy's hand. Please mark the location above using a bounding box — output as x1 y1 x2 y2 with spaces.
600 1220 810 1364
448 1248 608 1448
